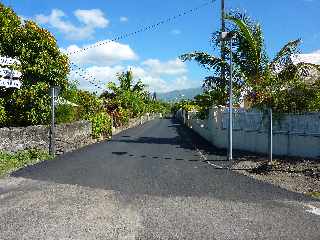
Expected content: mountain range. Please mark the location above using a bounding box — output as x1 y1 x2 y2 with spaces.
157 87 202 102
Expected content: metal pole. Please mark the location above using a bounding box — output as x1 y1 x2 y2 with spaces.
221 0 226 84
269 108 273 162
228 37 233 161
50 87 55 156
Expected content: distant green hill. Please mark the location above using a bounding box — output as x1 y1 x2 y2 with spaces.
157 87 202 102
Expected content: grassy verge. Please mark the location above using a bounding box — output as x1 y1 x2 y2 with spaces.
306 191 320 199
0 149 53 177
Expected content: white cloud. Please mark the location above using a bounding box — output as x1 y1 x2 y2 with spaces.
86 65 124 83
63 40 138 66
120 16 128 22
74 9 109 28
69 65 123 92
129 67 197 93
142 58 188 76
293 50 320 65
68 47 196 92
35 8 109 40
72 64 198 93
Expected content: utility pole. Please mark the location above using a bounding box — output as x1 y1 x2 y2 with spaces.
269 108 273 162
221 0 232 161
49 87 56 157
49 86 60 157
229 37 233 162
221 0 226 83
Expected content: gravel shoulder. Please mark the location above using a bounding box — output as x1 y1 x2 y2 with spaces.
232 156 320 199
182 122 320 200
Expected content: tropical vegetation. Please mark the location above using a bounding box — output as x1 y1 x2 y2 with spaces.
180 11 320 113
0 3 170 140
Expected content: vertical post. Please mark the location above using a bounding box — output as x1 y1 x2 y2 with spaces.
228 37 233 161
269 108 273 162
111 116 114 136
49 87 55 156
221 0 226 84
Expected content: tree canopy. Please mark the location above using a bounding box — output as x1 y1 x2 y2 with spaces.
0 3 70 126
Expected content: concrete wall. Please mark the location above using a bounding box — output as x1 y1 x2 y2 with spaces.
178 108 320 158
0 121 93 155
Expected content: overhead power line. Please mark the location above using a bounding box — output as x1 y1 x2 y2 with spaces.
66 0 215 56
71 62 104 86
70 63 105 90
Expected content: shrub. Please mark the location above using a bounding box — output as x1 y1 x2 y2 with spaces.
0 3 69 127
4 82 51 126
75 90 103 120
90 112 112 139
0 99 7 126
56 104 77 124
0 149 52 176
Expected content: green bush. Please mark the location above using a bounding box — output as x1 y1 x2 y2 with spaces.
0 3 69 88
4 82 51 126
75 90 103 120
56 104 77 124
0 99 7 126
0 149 52 176
90 112 112 139
0 3 69 127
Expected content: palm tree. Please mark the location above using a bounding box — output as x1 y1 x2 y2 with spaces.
105 70 146 95
181 11 320 112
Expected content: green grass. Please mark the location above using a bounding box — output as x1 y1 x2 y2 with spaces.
306 191 320 199
0 149 53 177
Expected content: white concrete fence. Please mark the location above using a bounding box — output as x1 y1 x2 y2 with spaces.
176 107 320 158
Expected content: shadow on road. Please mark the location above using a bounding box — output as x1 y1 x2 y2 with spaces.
10 118 311 201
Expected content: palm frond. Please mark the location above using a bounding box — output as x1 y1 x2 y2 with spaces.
269 39 301 71
180 52 224 70
226 15 260 64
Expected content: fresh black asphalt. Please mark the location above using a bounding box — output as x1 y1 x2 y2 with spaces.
0 118 319 239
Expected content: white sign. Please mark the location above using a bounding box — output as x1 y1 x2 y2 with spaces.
0 77 22 89
0 67 22 78
0 56 22 89
0 56 21 66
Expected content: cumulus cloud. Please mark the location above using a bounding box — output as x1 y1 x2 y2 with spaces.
72 59 196 93
69 65 123 92
35 8 109 40
63 41 138 66
66 43 197 93
130 65 197 92
142 58 188 76
74 9 109 28
86 65 124 83
293 50 320 65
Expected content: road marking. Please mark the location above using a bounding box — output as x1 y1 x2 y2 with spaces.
305 204 320 216
183 129 225 169
206 161 224 169
194 146 224 169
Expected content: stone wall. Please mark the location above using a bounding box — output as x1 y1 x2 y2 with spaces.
0 121 93 155
0 114 160 155
112 113 159 135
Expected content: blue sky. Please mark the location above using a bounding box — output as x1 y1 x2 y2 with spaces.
2 0 320 92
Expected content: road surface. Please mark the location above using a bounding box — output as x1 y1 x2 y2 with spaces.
0 119 319 239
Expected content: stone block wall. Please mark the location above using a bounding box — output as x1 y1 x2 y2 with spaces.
0 121 93 155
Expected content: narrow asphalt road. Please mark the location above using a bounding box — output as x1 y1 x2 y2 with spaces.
0 119 319 240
